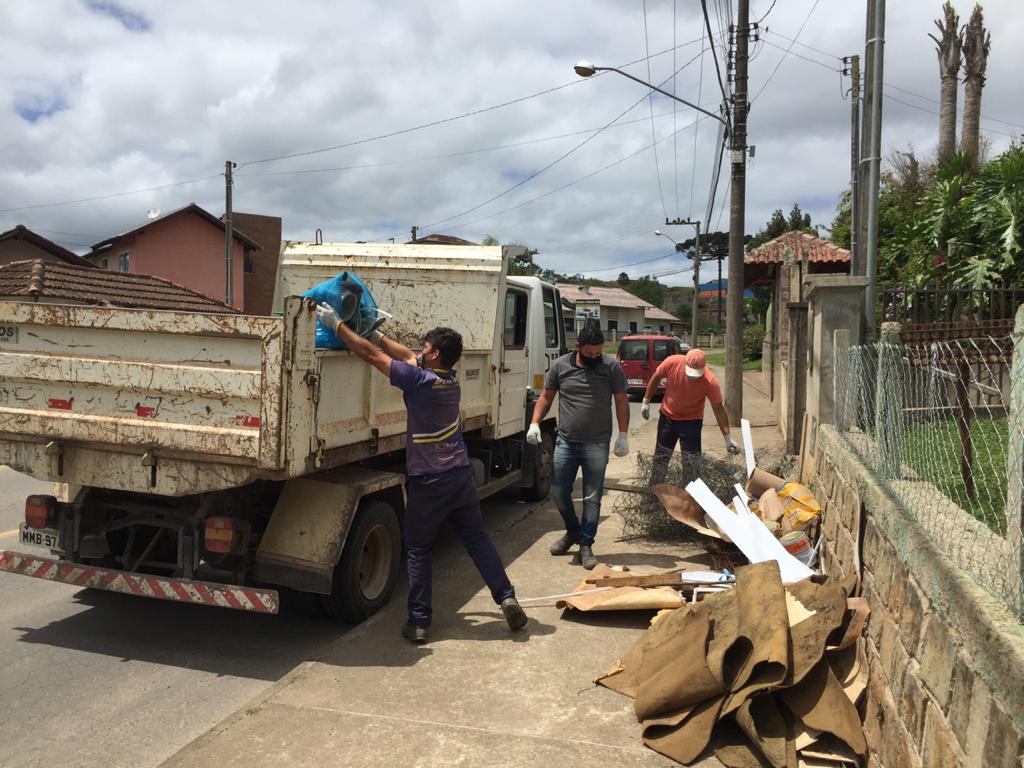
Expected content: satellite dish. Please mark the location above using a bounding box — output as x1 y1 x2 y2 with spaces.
147 207 161 220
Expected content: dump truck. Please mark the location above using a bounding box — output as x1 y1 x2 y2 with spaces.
0 242 565 621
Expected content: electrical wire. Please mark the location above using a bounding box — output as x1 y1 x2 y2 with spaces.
751 0 822 103
576 249 680 276
755 0 778 25
0 174 221 215
688 24 707 219
643 0 669 220
760 38 840 73
415 48 708 234
883 94 1018 138
673 0 679 213
699 0 730 109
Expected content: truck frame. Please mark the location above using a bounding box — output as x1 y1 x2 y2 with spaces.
0 243 565 621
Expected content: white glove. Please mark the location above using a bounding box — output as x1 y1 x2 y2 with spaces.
316 302 340 334
613 433 630 457
725 436 741 455
640 399 651 420
526 423 542 445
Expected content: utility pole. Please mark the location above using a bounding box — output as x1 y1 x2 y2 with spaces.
717 251 723 327
665 217 702 346
725 0 749 427
410 225 418 242
224 161 237 308
863 0 885 336
846 55 861 274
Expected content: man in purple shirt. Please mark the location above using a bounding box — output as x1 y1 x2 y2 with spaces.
317 302 527 644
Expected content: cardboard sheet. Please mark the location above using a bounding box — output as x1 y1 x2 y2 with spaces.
556 565 684 612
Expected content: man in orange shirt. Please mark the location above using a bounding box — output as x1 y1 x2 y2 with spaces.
640 349 740 482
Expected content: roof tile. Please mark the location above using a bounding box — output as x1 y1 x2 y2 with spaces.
745 231 851 265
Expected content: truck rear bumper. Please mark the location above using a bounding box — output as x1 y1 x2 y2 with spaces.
0 550 279 614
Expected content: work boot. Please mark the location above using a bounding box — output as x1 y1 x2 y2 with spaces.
401 622 429 644
549 531 581 556
575 545 598 570
500 597 528 632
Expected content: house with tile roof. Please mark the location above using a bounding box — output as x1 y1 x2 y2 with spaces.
0 225 96 269
744 230 851 416
0 259 238 313
557 283 684 340
86 203 260 311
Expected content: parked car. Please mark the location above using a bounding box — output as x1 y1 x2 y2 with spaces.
617 334 687 398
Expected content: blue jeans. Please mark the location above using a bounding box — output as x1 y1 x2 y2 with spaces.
551 437 610 546
650 413 703 485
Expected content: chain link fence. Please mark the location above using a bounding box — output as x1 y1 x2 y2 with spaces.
834 326 1023 619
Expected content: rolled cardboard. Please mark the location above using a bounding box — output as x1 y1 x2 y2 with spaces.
746 467 786 497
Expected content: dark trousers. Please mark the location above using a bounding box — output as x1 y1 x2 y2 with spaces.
404 465 515 627
650 413 703 485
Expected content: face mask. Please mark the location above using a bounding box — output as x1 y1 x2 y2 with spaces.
579 353 602 368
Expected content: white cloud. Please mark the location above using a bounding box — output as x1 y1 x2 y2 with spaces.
1 0 1021 284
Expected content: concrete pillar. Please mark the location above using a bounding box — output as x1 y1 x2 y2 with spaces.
786 303 808 455
834 328 852 432
1003 304 1024 619
875 322 904 480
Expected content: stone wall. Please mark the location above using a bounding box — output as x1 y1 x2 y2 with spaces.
813 425 1024 768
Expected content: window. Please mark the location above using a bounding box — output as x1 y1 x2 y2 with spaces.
244 256 254 274
629 321 638 334
98 257 110 270
503 290 528 348
653 340 673 362
117 252 130 272
607 320 619 333
541 287 559 348
563 315 574 333
619 339 648 361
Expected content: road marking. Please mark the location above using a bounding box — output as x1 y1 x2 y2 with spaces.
0 529 18 539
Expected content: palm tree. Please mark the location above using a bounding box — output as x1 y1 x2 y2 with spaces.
960 4 992 172
928 2 962 163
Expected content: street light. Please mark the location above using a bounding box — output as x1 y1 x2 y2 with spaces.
656 228 701 347
573 61 729 132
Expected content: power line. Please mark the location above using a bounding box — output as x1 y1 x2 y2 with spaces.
643 0 669 220
577 249 680 276
416 48 708 234
751 0 822 102
542 224 656 255
673 0 679 213
0 174 220 215
760 38 840 73
688 23 707 219
755 0 778 25
883 94 1019 138
700 0 730 108
236 111 689 179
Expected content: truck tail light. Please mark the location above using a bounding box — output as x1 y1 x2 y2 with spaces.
204 517 244 555
25 495 57 529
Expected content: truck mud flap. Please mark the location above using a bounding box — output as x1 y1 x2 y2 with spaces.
0 550 279 614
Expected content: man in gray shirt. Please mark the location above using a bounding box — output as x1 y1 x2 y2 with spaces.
526 323 629 569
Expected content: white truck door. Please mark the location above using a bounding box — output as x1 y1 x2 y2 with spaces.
496 287 530 437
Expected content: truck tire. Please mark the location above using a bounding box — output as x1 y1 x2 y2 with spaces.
521 431 554 502
320 499 401 623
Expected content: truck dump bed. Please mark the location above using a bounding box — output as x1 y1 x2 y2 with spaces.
0 243 507 496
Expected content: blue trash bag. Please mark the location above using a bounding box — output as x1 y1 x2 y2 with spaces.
302 271 381 350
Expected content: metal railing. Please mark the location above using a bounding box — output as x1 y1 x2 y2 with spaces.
880 286 1023 326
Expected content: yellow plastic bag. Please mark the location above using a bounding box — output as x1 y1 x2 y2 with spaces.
777 482 821 532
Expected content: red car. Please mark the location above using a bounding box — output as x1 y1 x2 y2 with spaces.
617 335 688 398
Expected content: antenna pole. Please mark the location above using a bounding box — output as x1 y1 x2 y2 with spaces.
224 161 236 308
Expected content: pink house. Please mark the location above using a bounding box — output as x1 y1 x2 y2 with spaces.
87 203 259 310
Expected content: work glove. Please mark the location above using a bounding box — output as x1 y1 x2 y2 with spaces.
725 436 741 455
526 423 542 446
316 302 341 334
613 433 630 457
640 399 651 420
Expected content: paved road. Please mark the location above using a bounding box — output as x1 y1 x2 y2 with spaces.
0 465 577 768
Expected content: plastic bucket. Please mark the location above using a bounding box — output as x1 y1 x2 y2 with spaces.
780 530 814 565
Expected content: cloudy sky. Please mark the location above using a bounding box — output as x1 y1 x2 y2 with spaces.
2 0 1021 287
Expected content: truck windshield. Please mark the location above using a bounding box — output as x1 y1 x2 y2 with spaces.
619 340 648 361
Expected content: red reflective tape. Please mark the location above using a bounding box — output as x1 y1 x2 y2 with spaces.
221 590 244 610
136 405 155 418
169 581 191 602
34 561 54 580
72 567 94 586
192 582 216 605
235 415 261 428
243 591 266 611
147 579 167 599
48 399 72 410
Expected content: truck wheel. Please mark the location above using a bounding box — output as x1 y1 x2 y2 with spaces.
320 499 401 623
521 431 553 502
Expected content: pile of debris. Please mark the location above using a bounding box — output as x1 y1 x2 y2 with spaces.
615 451 747 545
597 561 868 768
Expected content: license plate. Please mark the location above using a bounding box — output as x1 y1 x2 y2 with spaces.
18 524 59 550
627 378 644 386
0 325 18 344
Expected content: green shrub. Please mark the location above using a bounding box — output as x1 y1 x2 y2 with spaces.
743 325 766 360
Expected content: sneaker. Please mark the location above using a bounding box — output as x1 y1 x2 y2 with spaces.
500 597 528 632
549 531 581 556
578 545 598 571
401 622 429 644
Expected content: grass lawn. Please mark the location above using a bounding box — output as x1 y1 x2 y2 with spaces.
703 351 761 371
901 417 1008 534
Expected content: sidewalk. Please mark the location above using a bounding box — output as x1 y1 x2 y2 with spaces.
161 374 781 768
